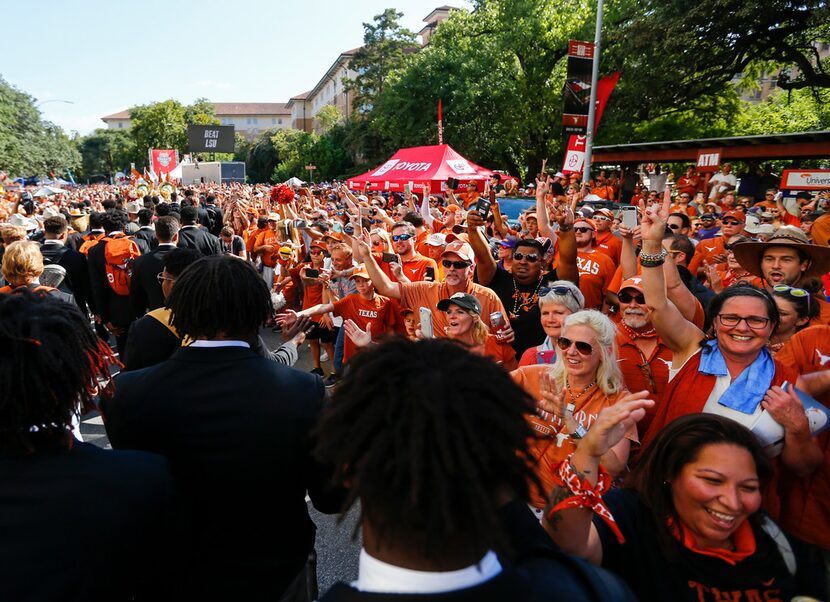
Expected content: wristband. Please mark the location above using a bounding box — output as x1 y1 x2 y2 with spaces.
548 453 624 543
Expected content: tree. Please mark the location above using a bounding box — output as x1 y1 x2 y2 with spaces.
0 76 80 177
129 98 222 166
345 9 418 113
76 129 136 180
271 129 317 183
315 104 343 133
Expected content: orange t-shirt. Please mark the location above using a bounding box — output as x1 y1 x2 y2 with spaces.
688 237 726 275
254 229 280 267
767 325 830 549
574 249 616 310
594 231 622 266
246 227 265 255
511 364 637 509
332 293 395 363
379 253 438 283
398 280 508 337
473 334 517 371
669 203 698 217
300 263 325 321
457 191 481 209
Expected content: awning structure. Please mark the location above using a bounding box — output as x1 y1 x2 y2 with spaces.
347 144 493 192
592 131 830 163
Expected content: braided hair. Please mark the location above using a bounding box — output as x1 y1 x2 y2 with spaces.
0 291 118 452
315 338 541 561
166 255 272 340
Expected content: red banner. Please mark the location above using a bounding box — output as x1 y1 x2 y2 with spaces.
150 149 178 176
594 71 620 131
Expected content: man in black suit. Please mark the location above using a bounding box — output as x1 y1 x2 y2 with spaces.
0 292 178 601
122 246 200 371
129 215 179 316
133 208 158 250
103 256 342 601
177 204 220 255
87 209 138 353
201 193 225 237
315 339 633 601
40 214 93 314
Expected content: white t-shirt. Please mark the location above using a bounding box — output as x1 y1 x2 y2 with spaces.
708 172 737 198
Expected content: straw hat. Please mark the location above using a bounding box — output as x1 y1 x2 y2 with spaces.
731 226 830 280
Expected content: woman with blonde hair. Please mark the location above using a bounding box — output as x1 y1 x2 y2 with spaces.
514 309 643 513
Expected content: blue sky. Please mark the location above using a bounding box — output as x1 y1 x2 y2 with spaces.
2 1 471 135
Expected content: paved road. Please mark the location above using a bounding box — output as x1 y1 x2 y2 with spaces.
81 328 361 596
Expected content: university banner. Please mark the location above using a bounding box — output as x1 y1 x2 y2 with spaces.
149 149 179 177
562 40 594 136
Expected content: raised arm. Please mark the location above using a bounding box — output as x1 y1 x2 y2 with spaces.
617 223 639 281
551 197 578 284
639 198 703 363
663 247 701 324
345 229 401 299
466 209 497 286
535 177 557 241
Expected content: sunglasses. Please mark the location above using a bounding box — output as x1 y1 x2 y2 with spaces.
371 240 384 246
573 226 594 233
540 285 578 301
773 284 811 312
667 223 681 230
310 249 324 254
512 251 540 262
721 220 742 226
556 336 594 356
593 215 611 221
442 259 470 269
392 233 414 242
618 290 646 304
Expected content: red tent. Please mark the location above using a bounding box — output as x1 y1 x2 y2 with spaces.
346 144 493 193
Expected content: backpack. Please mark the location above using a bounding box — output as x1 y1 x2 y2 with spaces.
102 233 141 296
79 232 106 256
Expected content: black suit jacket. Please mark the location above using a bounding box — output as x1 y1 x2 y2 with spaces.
134 226 158 250
0 440 179 601
87 238 135 326
41 240 93 314
121 312 180 371
177 225 221 255
321 502 635 602
102 346 343 601
129 244 175 316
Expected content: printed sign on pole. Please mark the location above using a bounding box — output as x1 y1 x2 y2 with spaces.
780 170 830 190
562 135 587 175
695 148 722 173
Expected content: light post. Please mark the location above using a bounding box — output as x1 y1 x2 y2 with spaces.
581 0 604 185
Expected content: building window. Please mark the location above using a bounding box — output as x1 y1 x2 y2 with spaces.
272 118 277 124
278 118 283 125
118 122 123 128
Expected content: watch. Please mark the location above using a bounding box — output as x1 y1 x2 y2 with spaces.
570 425 587 440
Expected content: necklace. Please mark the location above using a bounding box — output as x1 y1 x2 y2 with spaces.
510 276 544 319
565 379 596 403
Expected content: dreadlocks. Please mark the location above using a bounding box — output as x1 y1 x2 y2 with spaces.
166 255 272 340
0 291 117 452
315 338 541 562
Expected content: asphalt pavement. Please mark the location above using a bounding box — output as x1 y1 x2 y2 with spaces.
81 327 361 596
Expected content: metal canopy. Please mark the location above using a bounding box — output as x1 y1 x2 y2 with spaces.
592 131 830 163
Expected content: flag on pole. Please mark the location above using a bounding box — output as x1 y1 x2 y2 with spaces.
438 99 444 145
593 71 620 131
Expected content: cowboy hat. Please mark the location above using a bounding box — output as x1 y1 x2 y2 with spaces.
731 226 830 280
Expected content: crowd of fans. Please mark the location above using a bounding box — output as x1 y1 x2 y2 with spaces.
1 162 829 600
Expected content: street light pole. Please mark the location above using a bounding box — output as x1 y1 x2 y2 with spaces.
35 99 74 109
581 0 604 185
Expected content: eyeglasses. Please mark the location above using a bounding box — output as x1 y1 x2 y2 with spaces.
442 259 470 269
618 290 646 304
156 272 175 284
667 223 681 230
721 220 742 226
513 251 540 262
371 240 384 246
392 233 414 242
556 336 594 356
573 226 594 233
717 314 771 329
680 195 690 200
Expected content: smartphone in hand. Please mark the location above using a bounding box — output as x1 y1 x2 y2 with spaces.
419 307 434 338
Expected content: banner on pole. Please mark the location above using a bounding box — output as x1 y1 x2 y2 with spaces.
562 135 587 175
150 149 179 177
438 99 444 145
562 40 594 136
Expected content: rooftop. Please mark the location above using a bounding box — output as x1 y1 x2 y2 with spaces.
102 102 290 122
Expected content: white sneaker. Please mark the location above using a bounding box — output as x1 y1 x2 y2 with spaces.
320 350 329 362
